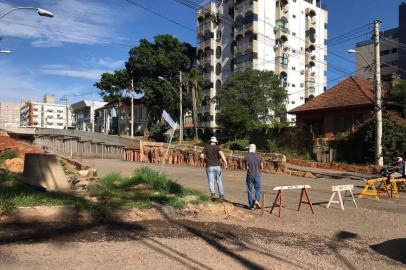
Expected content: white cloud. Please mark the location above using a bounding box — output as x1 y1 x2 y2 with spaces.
0 0 129 47
0 60 86 103
97 58 125 69
42 67 106 80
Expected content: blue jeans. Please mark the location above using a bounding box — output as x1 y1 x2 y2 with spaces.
246 176 261 208
206 166 224 196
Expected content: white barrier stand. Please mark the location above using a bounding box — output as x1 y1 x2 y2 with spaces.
326 184 357 210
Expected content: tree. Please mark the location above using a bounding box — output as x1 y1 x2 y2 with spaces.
94 69 132 102
125 35 195 124
216 69 287 139
95 34 195 127
385 80 406 117
182 67 208 142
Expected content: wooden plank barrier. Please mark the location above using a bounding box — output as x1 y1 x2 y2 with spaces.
261 185 314 218
388 178 406 199
358 177 390 202
326 184 357 210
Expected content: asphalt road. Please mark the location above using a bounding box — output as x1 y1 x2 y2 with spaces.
83 158 406 214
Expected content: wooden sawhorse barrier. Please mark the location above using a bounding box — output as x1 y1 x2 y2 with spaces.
261 185 314 217
358 177 392 201
326 184 357 210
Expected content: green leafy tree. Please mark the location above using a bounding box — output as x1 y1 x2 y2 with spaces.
385 80 406 117
125 35 195 124
182 67 208 142
95 34 195 128
216 68 288 139
94 69 132 102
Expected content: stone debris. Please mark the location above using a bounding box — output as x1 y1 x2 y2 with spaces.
3 158 24 173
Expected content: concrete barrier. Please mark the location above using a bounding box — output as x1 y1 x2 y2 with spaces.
23 153 70 191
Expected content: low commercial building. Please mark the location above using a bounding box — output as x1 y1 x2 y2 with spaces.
0 103 21 128
20 96 71 129
70 100 106 132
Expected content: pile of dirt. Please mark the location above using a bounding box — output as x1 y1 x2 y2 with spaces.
287 159 381 174
0 135 43 173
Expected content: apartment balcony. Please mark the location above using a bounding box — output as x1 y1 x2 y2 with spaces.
197 21 212 36
197 36 214 49
306 28 316 44
234 0 254 18
275 54 289 70
305 52 316 65
276 0 289 18
305 9 317 28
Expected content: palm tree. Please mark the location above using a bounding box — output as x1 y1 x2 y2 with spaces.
182 67 208 142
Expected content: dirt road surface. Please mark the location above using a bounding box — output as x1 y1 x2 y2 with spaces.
0 159 404 269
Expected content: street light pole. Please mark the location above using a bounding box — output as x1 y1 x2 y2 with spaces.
179 71 183 144
347 20 383 166
0 7 54 19
158 75 183 143
131 79 134 139
374 19 383 166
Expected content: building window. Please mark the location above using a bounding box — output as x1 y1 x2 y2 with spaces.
216 46 222 59
215 63 221 75
292 32 296 36
291 101 295 104
292 84 296 87
292 67 296 70
276 1 279 7
292 14 296 18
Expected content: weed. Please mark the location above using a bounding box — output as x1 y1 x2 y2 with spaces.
0 150 18 164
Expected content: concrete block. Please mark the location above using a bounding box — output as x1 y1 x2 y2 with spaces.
23 153 70 191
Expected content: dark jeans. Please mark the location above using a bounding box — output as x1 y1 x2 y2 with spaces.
246 175 261 208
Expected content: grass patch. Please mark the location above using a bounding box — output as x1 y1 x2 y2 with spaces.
88 167 208 209
0 150 18 164
0 167 208 217
0 170 95 216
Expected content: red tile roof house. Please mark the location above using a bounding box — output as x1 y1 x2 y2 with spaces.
289 76 378 140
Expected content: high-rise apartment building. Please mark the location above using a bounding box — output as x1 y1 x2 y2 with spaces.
0 103 21 129
196 0 328 132
20 96 71 129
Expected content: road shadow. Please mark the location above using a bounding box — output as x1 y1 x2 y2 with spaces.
327 231 359 270
370 238 406 264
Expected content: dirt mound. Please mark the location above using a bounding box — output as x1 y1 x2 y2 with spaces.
0 136 43 159
2 158 24 173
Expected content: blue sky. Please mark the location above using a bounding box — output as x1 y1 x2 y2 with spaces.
0 0 404 104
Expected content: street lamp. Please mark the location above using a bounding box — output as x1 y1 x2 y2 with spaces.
0 7 54 19
0 50 12 54
348 43 383 166
347 49 373 71
158 74 183 144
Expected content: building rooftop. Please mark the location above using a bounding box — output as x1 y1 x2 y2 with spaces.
70 100 107 110
289 76 375 114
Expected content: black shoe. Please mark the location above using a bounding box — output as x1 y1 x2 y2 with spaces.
210 193 216 202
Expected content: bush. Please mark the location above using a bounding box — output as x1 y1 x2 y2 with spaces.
333 112 406 164
149 122 169 142
0 150 18 164
224 139 250 151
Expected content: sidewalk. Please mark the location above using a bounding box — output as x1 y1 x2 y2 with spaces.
285 163 378 180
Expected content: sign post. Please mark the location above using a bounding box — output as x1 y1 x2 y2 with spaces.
159 110 178 175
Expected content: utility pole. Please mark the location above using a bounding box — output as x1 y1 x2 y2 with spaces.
131 78 134 139
374 19 383 166
179 71 183 144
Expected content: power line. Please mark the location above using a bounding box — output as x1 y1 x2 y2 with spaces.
173 0 368 71
124 0 195 32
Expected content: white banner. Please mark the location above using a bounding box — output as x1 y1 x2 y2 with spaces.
162 110 178 130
